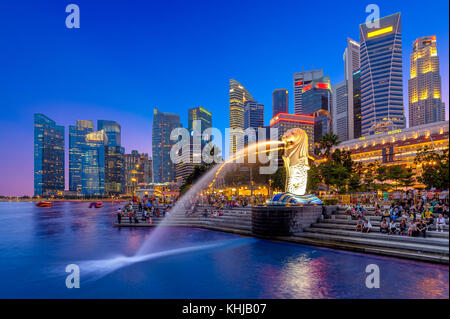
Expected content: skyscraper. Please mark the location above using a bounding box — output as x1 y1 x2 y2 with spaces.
301 76 333 140
97 120 121 147
34 114 65 197
332 38 361 141
332 80 349 141
188 106 212 134
188 106 212 164
97 120 125 195
409 35 445 127
272 89 288 117
229 79 255 155
69 120 94 192
244 101 265 145
125 150 152 194
152 108 181 183
293 69 324 114
105 145 125 196
359 13 405 135
81 130 108 196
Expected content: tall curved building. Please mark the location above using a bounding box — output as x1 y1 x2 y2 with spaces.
229 79 255 155
359 13 405 135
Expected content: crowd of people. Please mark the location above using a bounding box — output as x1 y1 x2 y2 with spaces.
116 198 173 224
346 193 449 237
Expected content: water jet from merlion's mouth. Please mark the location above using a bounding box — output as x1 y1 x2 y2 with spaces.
135 139 285 256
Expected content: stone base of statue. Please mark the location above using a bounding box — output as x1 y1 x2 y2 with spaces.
251 203 323 238
268 192 323 205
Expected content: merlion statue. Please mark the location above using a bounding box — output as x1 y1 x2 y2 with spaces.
268 128 322 205
282 128 314 196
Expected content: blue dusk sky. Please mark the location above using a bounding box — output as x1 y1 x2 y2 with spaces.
0 0 448 196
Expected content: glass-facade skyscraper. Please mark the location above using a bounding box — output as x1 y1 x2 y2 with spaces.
81 130 108 196
97 120 121 147
272 89 288 117
98 120 125 196
188 106 212 135
105 145 125 196
293 69 324 114
301 76 332 141
34 114 65 197
359 13 405 135
244 100 264 145
152 108 181 183
408 35 445 127
69 120 94 192
229 79 255 155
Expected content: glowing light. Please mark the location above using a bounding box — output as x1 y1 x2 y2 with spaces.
302 84 312 92
316 83 329 89
367 26 393 38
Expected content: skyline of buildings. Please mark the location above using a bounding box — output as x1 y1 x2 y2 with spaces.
29 10 449 197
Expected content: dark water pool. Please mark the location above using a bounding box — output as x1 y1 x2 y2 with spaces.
0 202 448 298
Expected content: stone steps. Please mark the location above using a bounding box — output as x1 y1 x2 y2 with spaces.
311 222 449 239
321 218 450 231
277 235 449 264
299 232 449 255
304 227 449 247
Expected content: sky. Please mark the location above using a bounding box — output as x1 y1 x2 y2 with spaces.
0 0 448 196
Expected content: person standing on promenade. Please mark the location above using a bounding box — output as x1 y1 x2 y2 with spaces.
117 209 122 224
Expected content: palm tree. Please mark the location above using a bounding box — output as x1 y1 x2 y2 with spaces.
316 133 340 158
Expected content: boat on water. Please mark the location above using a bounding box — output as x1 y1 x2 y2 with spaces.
36 201 53 207
89 202 103 208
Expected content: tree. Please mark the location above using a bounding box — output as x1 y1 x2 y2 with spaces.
315 133 340 158
270 166 286 192
383 165 416 190
414 147 449 190
179 163 215 195
307 163 321 191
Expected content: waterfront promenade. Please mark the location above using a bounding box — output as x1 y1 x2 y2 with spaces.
116 205 449 264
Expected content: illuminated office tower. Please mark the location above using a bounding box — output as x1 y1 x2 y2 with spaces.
229 79 255 155
293 69 324 114
125 150 152 194
345 38 361 139
97 120 121 147
332 80 349 141
333 38 361 141
272 89 288 117
244 100 264 145
104 145 125 196
188 106 212 164
301 76 332 141
97 120 125 195
69 120 94 192
188 106 212 134
34 114 65 197
81 130 108 196
359 13 405 135
152 108 181 183
409 35 445 127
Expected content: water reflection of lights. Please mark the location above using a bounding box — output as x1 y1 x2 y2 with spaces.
279 255 330 299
